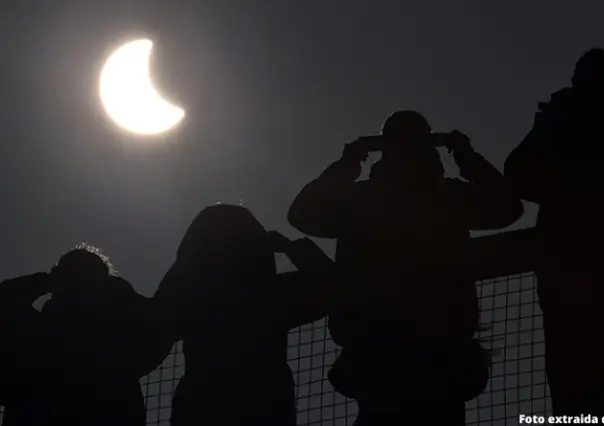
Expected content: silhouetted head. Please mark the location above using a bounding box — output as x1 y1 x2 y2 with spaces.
381 110 432 142
379 110 445 184
572 48 604 97
177 204 276 277
50 243 114 294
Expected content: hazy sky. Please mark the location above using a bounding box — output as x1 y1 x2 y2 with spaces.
1 1 603 295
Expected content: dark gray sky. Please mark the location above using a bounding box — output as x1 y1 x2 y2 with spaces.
1 1 602 295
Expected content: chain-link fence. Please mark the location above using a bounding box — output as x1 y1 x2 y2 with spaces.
2 229 546 425
141 272 548 426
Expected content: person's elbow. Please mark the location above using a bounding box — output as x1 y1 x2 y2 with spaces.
288 196 337 239
503 173 541 204
287 200 311 233
503 155 528 195
503 141 547 203
485 197 525 230
500 198 524 228
469 194 524 231
288 208 336 239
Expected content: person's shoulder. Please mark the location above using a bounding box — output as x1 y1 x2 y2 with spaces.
106 276 145 300
358 177 388 191
539 88 575 112
550 88 574 102
444 178 470 190
355 179 373 188
551 87 573 98
442 178 476 199
344 179 374 197
108 276 134 290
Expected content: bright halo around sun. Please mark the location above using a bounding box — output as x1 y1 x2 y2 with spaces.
99 39 185 135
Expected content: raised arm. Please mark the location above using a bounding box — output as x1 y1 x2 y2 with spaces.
103 277 176 378
0 273 49 349
272 271 332 329
267 233 335 329
272 234 334 272
0 273 50 405
288 142 367 238
503 111 551 203
448 131 524 230
0 273 50 316
151 263 195 343
504 89 599 203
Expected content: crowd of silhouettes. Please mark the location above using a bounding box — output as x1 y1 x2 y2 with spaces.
0 47 602 425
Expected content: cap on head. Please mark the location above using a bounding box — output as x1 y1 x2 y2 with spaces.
381 110 432 140
572 48 604 94
377 111 445 183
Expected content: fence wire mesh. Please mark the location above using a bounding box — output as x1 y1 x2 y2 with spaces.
139 272 548 426
0 272 547 425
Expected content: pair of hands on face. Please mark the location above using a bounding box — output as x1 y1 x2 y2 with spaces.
444 130 475 157
343 130 475 162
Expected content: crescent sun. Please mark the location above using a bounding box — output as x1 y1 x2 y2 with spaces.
99 39 185 135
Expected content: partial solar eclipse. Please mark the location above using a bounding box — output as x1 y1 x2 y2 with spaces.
99 39 185 135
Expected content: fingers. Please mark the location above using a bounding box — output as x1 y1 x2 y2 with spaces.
343 139 373 162
451 129 469 140
449 130 472 148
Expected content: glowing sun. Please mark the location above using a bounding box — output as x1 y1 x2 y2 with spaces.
99 39 185 135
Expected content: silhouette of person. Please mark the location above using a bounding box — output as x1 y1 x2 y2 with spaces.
154 204 333 426
0 273 51 425
504 48 604 416
2 244 163 426
288 111 523 425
